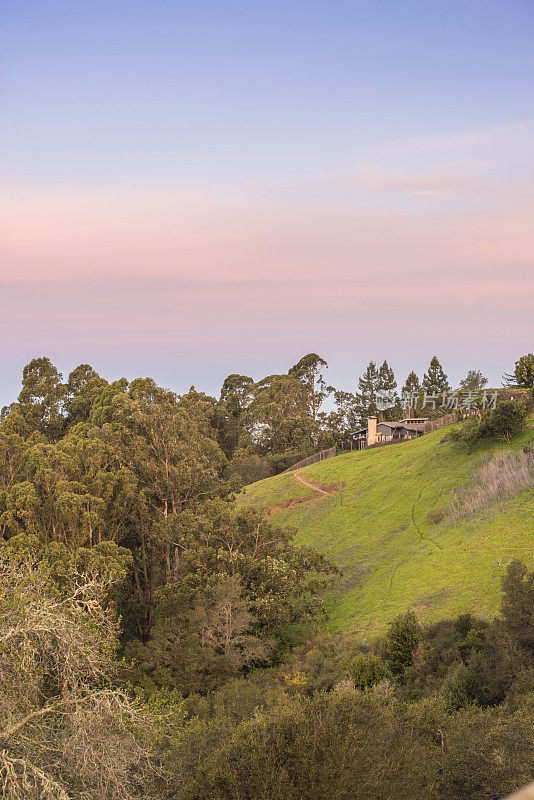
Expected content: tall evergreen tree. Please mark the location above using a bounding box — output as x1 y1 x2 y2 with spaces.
422 356 450 394
377 360 401 420
356 361 379 423
402 371 420 394
216 374 255 457
65 363 108 426
16 357 67 440
402 371 421 416
289 354 329 448
377 360 397 391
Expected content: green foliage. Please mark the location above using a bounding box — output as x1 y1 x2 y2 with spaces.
501 559 534 660
504 352 534 389
439 705 534 800
247 373 313 455
289 354 329 447
356 360 379 423
422 355 450 394
183 691 441 800
423 356 449 394
459 369 488 391
16 356 67 440
65 364 108 425
350 652 390 690
0 359 337 696
457 400 529 449
385 611 421 676
377 359 397 391
226 447 273 485
479 400 527 443
325 389 360 450
441 662 480 710
217 374 255 457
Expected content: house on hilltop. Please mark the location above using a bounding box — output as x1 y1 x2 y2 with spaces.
354 416 428 450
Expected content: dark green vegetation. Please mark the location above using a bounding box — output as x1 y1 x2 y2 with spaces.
0 354 532 799
145 563 534 800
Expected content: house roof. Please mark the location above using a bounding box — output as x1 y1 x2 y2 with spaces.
378 421 426 432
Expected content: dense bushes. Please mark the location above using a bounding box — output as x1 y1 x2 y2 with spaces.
153 561 534 799
450 400 529 451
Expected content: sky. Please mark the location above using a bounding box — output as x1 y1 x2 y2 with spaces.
1 0 533 405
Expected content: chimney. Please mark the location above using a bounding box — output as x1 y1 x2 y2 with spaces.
367 416 377 447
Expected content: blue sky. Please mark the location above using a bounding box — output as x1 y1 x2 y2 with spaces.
1 0 533 403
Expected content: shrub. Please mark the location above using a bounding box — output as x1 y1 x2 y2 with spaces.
385 612 422 676
441 663 479 710
426 506 446 525
227 450 273 485
480 400 527 443
501 560 534 660
267 450 310 474
450 401 528 451
350 653 391 690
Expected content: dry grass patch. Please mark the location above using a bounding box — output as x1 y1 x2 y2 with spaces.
449 448 534 521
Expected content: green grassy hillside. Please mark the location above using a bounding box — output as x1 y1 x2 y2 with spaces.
239 425 534 641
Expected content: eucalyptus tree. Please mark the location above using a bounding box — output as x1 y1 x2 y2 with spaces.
217 374 255 457
64 363 108 426
16 357 67 440
97 377 228 634
0 423 137 551
289 354 330 448
326 389 360 449
247 373 313 455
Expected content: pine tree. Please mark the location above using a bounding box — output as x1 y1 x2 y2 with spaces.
422 356 450 394
377 360 397 391
356 361 379 423
401 371 421 416
377 360 400 420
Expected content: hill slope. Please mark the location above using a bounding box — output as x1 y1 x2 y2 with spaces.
239 425 534 640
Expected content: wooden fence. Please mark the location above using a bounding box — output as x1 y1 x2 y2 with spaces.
423 411 460 433
283 447 337 473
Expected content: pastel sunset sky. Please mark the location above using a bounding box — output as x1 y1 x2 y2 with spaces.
2 0 533 404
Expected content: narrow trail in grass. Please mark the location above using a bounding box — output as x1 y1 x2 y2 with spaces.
293 470 331 496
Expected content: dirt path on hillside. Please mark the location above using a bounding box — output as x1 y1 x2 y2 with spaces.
293 470 332 496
